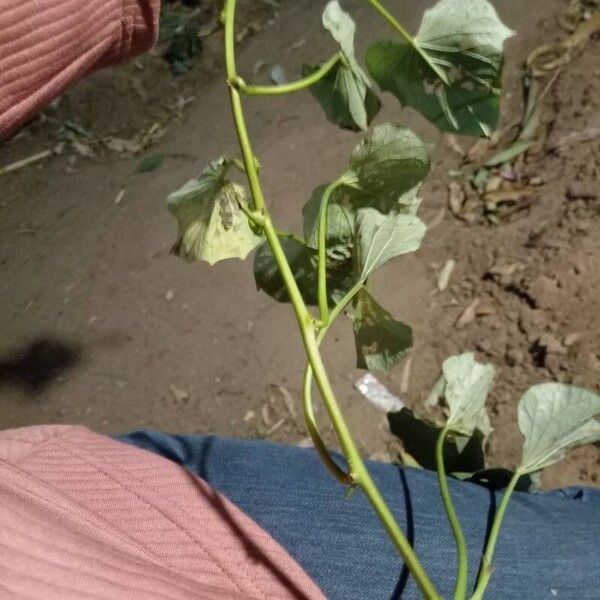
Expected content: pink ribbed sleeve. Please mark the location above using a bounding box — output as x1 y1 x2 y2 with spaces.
0 425 327 599
0 0 160 137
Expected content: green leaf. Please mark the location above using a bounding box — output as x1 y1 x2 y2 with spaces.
137 153 164 172
388 409 486 473
340 183 424 215
253 237 318 304
305 0 380 130
356 207 426 280
304 183 423 257
298 125 429 308
303 63 381 131
442 353 495 436
395 185 423 216
302 185 355 257
327 257 356 304
301 127 428 258
348 182 425 216
253 233 355 307
366 0 514 137
517 383 600 474
322 0 354 57
353 288 412 372
346 124 431 208
301 185 356 303
167 157 262 265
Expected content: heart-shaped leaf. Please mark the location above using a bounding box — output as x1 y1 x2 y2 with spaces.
253 237 318 304
366 0 514 137
346 124 431 208
442 353 495 437
356 207 426 280
517 383 600 474
353 288 412 372
168 157 262 265
303 126 428 255
305 0 380 130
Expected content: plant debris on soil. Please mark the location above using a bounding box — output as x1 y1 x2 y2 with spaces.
0 0 279 155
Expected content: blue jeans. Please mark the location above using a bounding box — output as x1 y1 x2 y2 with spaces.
120 432 600 600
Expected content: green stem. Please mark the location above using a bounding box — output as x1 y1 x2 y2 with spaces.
304 279 441 600
237 200 263 224
470 472 520 600
317 180 343 323
302 324 441 600
223 3 440 598
364 0 449 84
238 201 302 244
224 0 266 213
302 365 354 485
324 281 363 332
235 53 341 96
302 280 364 484
436 427 469 600
364 0 414 45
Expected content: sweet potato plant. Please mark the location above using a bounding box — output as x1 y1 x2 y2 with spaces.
167 1 600 598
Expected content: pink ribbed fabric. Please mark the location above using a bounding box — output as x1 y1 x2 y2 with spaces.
0 425 326 600
0 0 160 136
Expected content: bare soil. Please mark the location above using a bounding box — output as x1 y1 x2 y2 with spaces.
1 0 598 489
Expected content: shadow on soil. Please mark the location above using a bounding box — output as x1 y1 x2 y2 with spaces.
0 337 81 394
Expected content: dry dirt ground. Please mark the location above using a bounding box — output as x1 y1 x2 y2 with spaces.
1 0 599 489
